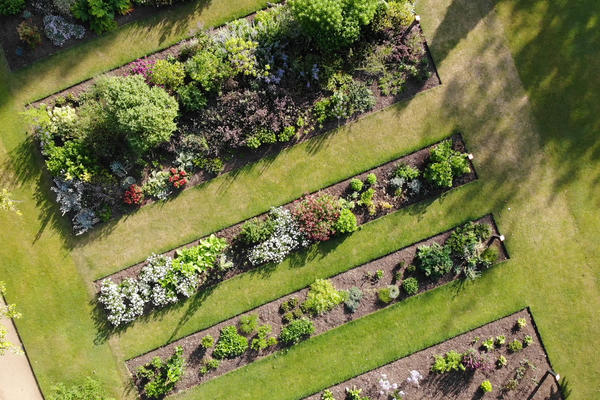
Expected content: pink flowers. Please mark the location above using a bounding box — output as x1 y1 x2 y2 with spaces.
128 58 155 84
169 168 188 189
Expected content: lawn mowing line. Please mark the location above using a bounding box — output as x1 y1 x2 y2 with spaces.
125 214 506 397
302 307 561 400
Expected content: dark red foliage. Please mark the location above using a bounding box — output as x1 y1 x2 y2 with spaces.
462 349 492 372
292 194 341 242
123 184 144 205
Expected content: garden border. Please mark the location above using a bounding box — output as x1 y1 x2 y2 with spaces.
95 133 475 285
303 306 562 400
125 214 507 397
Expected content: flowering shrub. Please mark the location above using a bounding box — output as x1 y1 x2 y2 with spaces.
43 15 86 47
123 184 144 205
248 207 309 266
99 278 146 326
292 194 341 242
129 58 156 83
168 167 188 189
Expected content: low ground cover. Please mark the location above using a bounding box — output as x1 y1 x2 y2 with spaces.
306 309 560 400
26 0 439 235
96 136 475 326
126 216 505 398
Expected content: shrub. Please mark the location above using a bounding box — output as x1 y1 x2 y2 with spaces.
377 285 400 304
372 0 415 32
516 317 527 330
85 75 179 155
480 246 499 266
123 184 144 205
71 0 130 34
401 277 419 295
321 389 335 400
17 20 42 49
334 208 358 234
293 194 342 242
445 222 492 258
431 350 465 373
48 377 114 400
44 140 101 182
495 335 506 345
344 286 363 313
365 173 377 185
168 167 188 189
349 178 363 192
239 314 259 335
0 0 24 15
278 126 297 142
524 335 533 346
279 317 314 346
395 163 420 180
480 380 493 393
358 187 375 214
224 37 260 77
482 337 494 352
137 346 184 399
424 140 471 188
201 334 214 348
238 216 276 245
303 279 345 315
185 50 231 92
172 235 229 275
416 243 453 280
290 0 379 51
142 170 171 200
150 59 185 90
250 324 277 352
496 355 507 368
176 84 207 111
199 357 220 375
213 326 248 359
43 15 86 47
462 349 490 371
508 339 523 353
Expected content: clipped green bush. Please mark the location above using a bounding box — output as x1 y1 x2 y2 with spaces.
150 59 185 90
334 208 358 234
349 178 364 192
137 346 184 399
401 277 419 295
279 318 314 346
238 217 276 245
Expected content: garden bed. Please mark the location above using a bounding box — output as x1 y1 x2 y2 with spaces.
26 0 441 235
305 308 561 400
95 135 476 326
0 0 218 70
125 215 507 398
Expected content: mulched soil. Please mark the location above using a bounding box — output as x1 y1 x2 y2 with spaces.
0 1 212 70
96 134 475 289
126 214 507 398
304 309 562 400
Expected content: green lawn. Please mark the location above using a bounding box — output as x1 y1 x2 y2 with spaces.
0 0 598 398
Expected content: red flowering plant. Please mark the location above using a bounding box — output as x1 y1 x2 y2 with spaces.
168 167 188 189
123 184 144 206
292 194 342 242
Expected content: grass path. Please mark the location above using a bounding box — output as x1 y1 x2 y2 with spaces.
0 0 598 398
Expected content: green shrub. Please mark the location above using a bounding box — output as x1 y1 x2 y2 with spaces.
238 217 276 245
496 355 507 368
282 311 295 324
201 334 214 349
482 337 494 352
495 335 506 345
401 277 419 295
224 37 259 77
84 75 179 156
185 50 231 92
199 357 220 375
377 285 399 304
137 346 184 399
416 243 453 280
359 187 375 210
49 377 114 400
365 173 377 185
72 0 130 34
150 59 185 90
290 0 379 51
334 208 358 234
250 324 277 352
213 326 248 359
0 0 25 15
372 0 415 31
524 335 533 346
239 314 259 335
349 178 364 192
321 389 336 400
481 246 499 266
508 339 523 353
395 163 420 180
480 380 493 393
516 318 527 330
303 279 345 315
445 222 492 259
176 84 207 111
344 286 363 313
313 80 376 125
424 140 471 188
279 317 314 346
44 140 102 182
278 126 297 142
17 20 42 49
171 235 229 276
431 350 465 373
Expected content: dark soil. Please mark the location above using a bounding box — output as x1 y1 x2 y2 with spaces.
96 134 475 289
126 215 507 398
304 309 562 400
0 0 213 70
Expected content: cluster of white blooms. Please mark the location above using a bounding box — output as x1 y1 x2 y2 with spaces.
406 370 423 387
378 373 404 398
247 207 310 266
99 278 145 326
